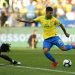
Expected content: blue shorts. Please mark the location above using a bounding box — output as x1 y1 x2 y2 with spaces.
43 36 64 50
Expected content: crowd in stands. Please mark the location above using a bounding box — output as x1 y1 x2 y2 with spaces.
0 0 75 27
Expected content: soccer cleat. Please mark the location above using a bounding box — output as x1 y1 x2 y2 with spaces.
51 62 58 67
11 60 21 65
16 62 21 65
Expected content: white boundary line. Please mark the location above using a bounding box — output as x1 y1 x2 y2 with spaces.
14 65 75 75
0 64 75 74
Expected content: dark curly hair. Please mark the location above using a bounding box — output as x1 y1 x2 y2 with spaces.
0 43 10 52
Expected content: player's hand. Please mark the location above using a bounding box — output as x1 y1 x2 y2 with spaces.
65 33 70 38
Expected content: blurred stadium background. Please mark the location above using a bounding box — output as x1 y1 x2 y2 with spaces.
0 0 75 48
0 0 75 75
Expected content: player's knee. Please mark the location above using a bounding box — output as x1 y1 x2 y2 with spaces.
43 48 49 53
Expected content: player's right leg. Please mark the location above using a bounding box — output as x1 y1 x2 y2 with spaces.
54 36 75 51
43 39 58 67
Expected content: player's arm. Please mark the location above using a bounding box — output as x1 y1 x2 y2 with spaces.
17 16 41 23
55 18 69 38
59 24 69 37
17 19 36 23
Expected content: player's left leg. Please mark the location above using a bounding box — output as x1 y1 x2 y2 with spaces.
43 48 58 67
43 38 58 67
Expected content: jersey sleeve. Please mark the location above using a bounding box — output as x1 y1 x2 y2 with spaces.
34 16 41 22
54 18 61 26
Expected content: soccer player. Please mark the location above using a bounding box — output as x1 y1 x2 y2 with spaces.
0 43 21 65
28 30 38 49
17 7 75 67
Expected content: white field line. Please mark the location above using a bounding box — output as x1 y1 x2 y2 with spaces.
0 64 75 74
14 65 75 75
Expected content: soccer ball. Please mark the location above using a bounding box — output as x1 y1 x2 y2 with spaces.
63 59 72 67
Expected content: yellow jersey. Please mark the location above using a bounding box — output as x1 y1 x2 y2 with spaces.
34 16 61 39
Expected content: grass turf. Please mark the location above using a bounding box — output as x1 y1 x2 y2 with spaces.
0 48 75 75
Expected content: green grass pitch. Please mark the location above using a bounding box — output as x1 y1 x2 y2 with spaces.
0 47 75 75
